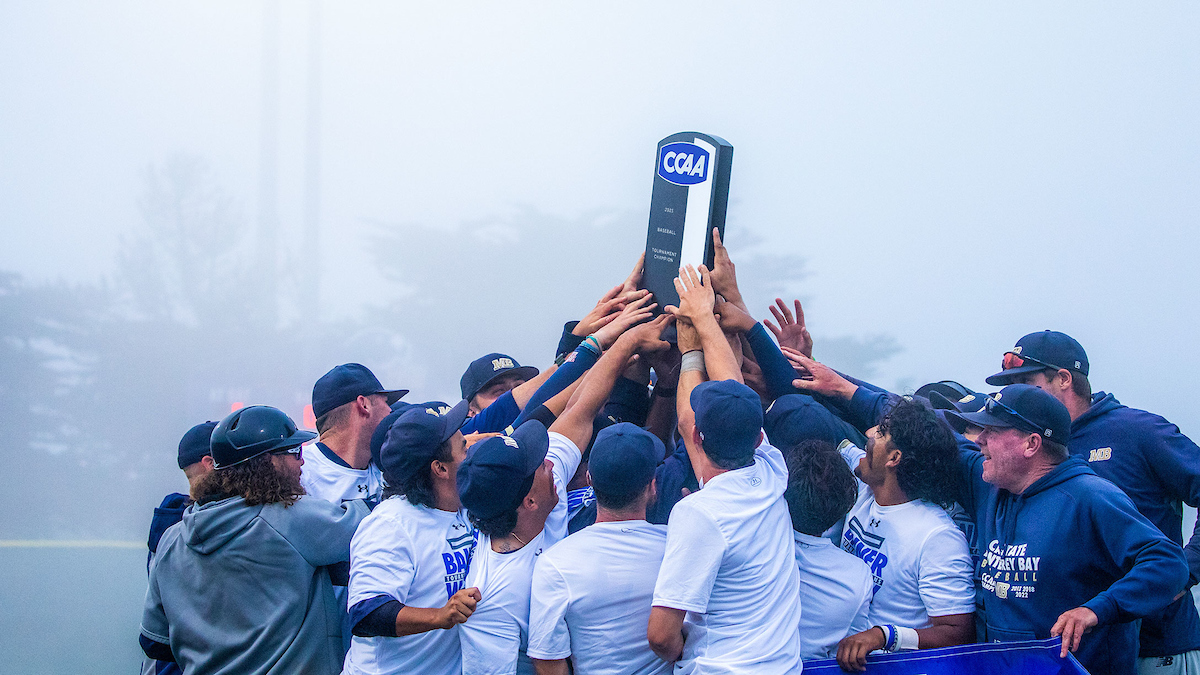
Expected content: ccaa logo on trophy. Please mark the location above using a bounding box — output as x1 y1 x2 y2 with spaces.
641 132 734 313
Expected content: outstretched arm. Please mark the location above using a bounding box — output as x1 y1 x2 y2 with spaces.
549 314 672 451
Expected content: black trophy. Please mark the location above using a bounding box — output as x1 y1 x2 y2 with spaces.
641 132 733 312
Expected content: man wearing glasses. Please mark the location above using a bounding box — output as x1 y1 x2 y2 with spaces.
988 331 1200 675
947 384 1187 675
140 405 369 675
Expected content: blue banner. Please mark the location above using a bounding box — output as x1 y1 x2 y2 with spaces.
804 638 1089 675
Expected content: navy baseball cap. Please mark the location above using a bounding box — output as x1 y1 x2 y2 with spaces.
369 401 416 468
763 394 845 450
946 384 1071 441
460 353 539 402
312 363 408 420
589 423 665 499
457 420 550 520
379 400 469 479
692 380 764 460
178 421 217 469
928 391 990 434
985 331 1089 387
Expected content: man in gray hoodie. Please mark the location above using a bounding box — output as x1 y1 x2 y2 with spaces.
140 405 369 675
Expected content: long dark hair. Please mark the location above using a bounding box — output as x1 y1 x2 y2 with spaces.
193 454 305 507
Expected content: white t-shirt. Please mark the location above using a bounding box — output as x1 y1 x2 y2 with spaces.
793 531 873 661
652 441 802 675
528 521 671 675
343 497 478 675
460 432 583 675
300 441 383 505
838 442 975 628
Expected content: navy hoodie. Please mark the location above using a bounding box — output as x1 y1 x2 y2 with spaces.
956 444 1188 675
1071 392 1200 656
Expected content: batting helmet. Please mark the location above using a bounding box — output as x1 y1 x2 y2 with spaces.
210 405 317 469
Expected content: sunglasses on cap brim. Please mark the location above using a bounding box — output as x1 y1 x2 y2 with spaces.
984 396 1050 438
1001 352 1061 372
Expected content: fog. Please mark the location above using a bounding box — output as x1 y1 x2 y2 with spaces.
1 2 1198 672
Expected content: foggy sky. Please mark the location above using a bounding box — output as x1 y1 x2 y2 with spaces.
2 1 1199 430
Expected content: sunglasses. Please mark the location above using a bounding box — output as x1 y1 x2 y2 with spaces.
271 446 304 458
1001 351 1059 372
984 395 1049 437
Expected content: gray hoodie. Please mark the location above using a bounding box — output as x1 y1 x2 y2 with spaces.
141 494 368 675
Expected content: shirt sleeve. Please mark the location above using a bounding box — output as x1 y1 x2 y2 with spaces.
461 391 522 434
653 500 727 613
348 514 418 607
547 432 583 494
266 496 369 567
1081 484 1190 626
140 564 171 645
527 557 573 660
1139 412 1200 584
917 525 977 618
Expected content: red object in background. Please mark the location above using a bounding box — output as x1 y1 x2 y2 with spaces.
231 401 244 412
303 404 316 431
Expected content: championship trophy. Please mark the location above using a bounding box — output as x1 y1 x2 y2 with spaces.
641 132 734 312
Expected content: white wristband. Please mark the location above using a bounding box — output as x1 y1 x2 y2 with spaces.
680 350 706 374
896 625 919 651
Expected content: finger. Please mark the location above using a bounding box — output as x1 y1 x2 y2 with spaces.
792 378 818 392
768 303 787 327
673 276 688 295
624 292 654 312
664 305 680 317
680 265 700 290
466 587 482 601
697 264 711 288
628 252 645 282
793 299 805 327
1069 620 1083 653
763 318 781 339
712 228 727 257
460 593 479 610
592 313 618 329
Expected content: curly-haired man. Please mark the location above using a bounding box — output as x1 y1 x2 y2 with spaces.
832 397 976 671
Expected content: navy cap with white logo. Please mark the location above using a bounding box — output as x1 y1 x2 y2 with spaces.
379 400 469 480
985 331 1089 387
312 363 408 420
460 353 539 403
928 391 989 435
946 384 1071 441
691 380 764 460
369 400 416 468
457 421 550 520
588 423 665 499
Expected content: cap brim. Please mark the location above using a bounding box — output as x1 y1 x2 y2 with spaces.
439 400 471 443
478 366 540 396
927 391 959 412
511 420 550 476
379 389 410 406
984 365 1044 387
946 408 1017 431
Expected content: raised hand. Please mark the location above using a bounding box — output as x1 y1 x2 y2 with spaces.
764 298 813 358
665 264 716 326
615 313 674 355
593 291 657 349
574 284 633 337
781 346 857 400
714 299 756 335
708 229 742 305
618 252 646 301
